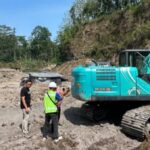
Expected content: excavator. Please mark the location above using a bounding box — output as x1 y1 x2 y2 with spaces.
71 49 150 139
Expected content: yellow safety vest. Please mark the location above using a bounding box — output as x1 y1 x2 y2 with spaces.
44 90 58 113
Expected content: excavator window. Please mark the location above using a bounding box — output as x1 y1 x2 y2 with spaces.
119 51 149 70
135 54 143 72
119 50 150 83
119 51 135 67
119 52 126 66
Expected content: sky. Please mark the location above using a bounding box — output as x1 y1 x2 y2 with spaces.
0 0 74 40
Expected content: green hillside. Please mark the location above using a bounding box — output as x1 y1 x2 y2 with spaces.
58 0 150 63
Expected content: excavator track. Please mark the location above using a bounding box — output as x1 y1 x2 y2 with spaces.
121 105 150 139
81 102 108 122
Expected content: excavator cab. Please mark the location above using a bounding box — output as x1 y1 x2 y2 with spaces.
119 49 150 83
119 49 150 74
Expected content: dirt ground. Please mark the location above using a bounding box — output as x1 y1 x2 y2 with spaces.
0 69 149 150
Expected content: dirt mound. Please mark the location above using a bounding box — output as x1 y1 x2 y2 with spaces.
87 137 117 150
45 137 78 150
135 138 150 150
53 58 90 81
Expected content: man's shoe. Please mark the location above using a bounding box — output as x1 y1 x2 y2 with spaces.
42 137 47 142
22 130 29 134
53 136 63 143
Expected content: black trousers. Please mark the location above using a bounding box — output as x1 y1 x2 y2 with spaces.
43 113 59 139
58 107 61 121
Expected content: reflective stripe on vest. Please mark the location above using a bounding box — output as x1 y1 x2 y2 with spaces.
44 90 57 113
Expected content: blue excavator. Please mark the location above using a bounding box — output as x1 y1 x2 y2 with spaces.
71 49 150 139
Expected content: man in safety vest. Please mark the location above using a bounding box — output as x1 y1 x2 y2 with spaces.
43 82 63 143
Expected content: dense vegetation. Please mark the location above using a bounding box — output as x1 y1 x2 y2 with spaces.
0 0 150 70
0 25 60 70
58 0 150 60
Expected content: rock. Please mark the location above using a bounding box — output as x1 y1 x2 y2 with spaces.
1 105 5 108
2 123 7 127
10 122 15 126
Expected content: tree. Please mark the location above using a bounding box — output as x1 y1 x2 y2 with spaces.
57 26 75 62
0 25 17 62
68 0 142 24
69 0 87 24
31 25 51 41
16 36 28 59
30 26 52 60
30 25 59 62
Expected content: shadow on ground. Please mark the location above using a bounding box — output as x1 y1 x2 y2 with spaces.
64 106 104 126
